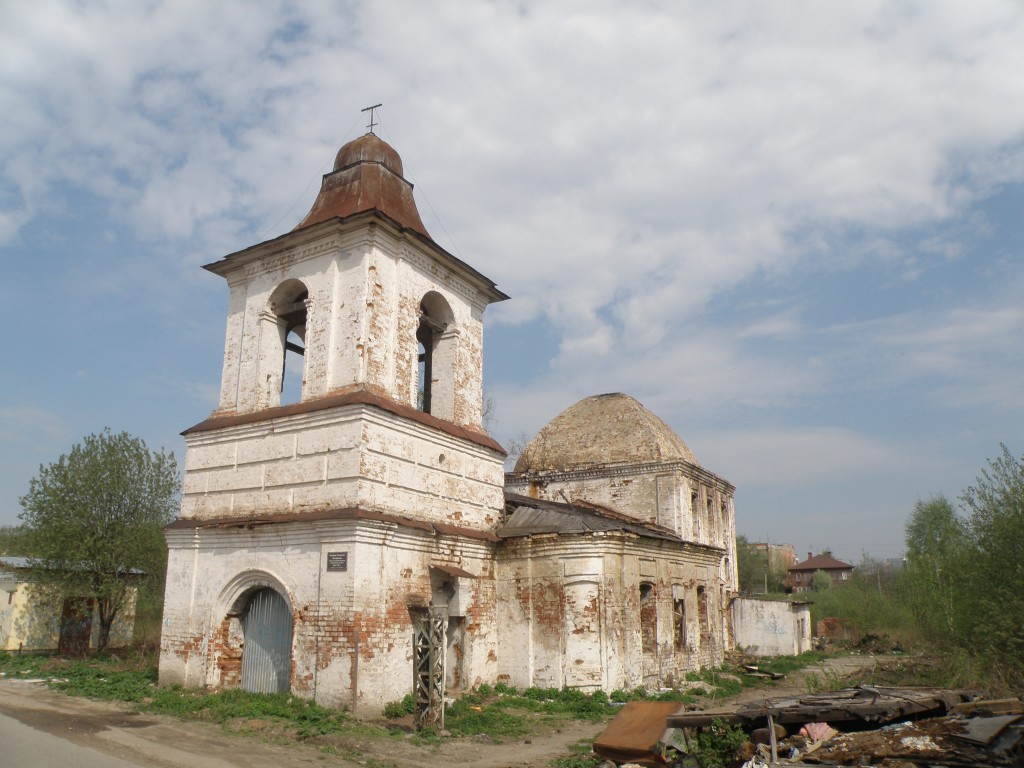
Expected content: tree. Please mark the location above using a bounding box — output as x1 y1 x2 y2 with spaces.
503 430 534 471
0 525 32 556
810 570 832 591
960 444 1024 667
19 429 180 652
736 535 767 593
901 495 966 639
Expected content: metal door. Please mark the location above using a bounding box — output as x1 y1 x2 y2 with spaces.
241 588 293 693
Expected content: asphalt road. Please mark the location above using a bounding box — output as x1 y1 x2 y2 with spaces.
0 707 144 768
0 678 295 768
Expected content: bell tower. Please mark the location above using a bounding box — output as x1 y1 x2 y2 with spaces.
160 127 508 714
209 131 504 427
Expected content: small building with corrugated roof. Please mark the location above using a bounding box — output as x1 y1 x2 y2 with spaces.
0 556 138 653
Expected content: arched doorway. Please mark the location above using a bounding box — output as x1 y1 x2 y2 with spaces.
240 588 293 693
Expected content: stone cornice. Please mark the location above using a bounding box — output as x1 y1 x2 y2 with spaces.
204 212 508 304
506 459 735 494
185 387 505 455
166 506 500 543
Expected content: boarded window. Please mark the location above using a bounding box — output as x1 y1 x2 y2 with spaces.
639 582 656 654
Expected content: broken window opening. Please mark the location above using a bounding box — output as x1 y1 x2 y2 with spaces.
673 597 686 651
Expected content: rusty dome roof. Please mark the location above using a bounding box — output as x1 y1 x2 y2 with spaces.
334 132 403 175
513 393 698 474
295 132 429 238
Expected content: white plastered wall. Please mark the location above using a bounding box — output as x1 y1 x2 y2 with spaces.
180 406 503 530
495 534 727 693
159 520 497 715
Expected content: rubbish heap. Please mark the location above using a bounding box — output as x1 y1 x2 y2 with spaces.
593 686 1024 767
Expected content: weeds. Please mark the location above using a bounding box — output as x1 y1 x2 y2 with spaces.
549 738 601 768
689 718 748 768
803 668 846 694
752 651 828 676
382 693 414 718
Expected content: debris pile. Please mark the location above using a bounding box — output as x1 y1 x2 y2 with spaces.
592 686 1024 767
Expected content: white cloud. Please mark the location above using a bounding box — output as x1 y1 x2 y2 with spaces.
695 426 929 487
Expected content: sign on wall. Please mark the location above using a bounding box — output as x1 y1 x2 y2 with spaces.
326 552 348 572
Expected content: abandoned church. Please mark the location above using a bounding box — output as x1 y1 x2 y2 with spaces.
158 128 749 716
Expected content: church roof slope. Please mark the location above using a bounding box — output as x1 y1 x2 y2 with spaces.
498 493 683 542
513 393 698 474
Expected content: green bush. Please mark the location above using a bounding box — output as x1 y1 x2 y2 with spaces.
690 718 748 768
382 693 414 718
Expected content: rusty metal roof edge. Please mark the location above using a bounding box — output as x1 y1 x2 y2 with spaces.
430 562 477 578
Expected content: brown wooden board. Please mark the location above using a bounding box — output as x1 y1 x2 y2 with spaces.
593 700 686 766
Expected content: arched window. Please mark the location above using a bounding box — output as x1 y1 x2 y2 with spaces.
697 585 709 640
673 593 686 651
639 581 656 654
260 280 308 408
416 292 455 418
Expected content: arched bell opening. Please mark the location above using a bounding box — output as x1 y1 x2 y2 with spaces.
416 291 455 419
260 279 309 408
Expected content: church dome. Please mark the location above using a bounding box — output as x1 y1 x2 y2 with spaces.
513 393 698 473
334 132 403 176
294 132 429 238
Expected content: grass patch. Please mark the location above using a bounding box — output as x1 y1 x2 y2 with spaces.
550 738 601 768
751 650 829 676
803 668 847 694
0 648 845 751
443 686 617 740
0 651 391 743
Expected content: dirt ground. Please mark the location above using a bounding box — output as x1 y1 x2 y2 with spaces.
0 654 885 768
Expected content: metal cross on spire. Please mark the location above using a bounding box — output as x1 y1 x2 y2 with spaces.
361 103 383 134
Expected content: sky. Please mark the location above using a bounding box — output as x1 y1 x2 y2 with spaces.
2 1 1022 561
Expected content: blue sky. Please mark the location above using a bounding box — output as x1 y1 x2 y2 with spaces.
2 1 1022 560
